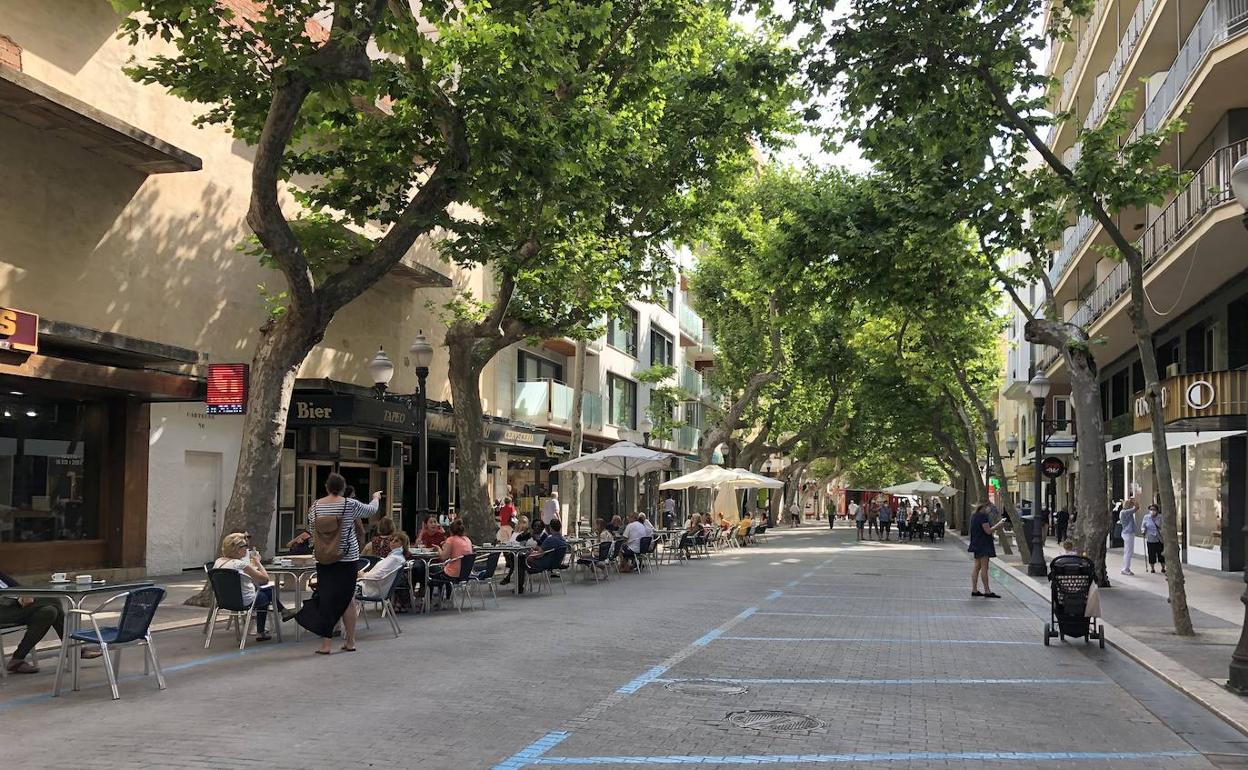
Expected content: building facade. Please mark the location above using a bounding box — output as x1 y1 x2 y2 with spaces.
1035 0 1248 570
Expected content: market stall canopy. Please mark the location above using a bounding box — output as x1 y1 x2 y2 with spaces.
659 465 785 490
550 440 672 476
882 480 957 497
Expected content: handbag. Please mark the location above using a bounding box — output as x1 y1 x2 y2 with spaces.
313 510 344 565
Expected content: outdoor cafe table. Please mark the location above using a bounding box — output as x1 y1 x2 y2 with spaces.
475 543 534 594
406 549 439 611
263 562 317 641
0 579 153 696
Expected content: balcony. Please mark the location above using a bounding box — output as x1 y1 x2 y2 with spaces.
1083 0 1161 132
687 328 717 366
679 365 702 398
678 306 703 345
1069 138 1247 330
539 335 603 357
513 380 604 430
674 424 701 454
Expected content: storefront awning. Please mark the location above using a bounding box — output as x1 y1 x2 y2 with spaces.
1105 430 1246 462
0 67 201 174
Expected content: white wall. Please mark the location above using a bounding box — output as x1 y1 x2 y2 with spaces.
146 402 243 575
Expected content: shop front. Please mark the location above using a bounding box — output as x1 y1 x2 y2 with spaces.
0 309 201 576
279 384 417 549
490 421 549 519
1105 371 1248 571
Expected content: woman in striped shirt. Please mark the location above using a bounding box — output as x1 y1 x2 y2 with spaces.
295 472 379 654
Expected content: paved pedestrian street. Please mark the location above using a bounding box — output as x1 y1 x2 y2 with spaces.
3 527 1246 770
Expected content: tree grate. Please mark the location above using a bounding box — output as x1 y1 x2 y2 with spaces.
664 681 749 696
727 710 825 732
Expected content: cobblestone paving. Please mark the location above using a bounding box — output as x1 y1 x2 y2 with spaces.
2 528 1244 769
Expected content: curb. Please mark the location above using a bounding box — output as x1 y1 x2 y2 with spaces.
949 531 1248 737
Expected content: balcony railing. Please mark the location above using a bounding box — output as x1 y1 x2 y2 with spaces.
678 305 703 342
1048 210 1096 288
514 379 605 429
1083 0 1160 131
680 365 702 397
1128 0 1248 142
675 424 701 454
1057 0 1110 115
1070 138 1248 329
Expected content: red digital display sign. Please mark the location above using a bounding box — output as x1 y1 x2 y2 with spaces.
205 363 248 415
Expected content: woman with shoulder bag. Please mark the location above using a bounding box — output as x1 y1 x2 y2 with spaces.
296 472 380 654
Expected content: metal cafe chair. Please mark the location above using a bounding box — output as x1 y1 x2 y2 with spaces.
56 586 168 700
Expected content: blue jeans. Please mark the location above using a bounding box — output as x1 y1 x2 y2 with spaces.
254 587 286 635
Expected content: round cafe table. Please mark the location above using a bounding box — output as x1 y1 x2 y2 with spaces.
475 543 534 594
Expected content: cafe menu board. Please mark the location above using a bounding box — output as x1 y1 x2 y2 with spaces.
205 363 248 415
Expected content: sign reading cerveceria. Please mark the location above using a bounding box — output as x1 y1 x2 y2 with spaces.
0 307 38 354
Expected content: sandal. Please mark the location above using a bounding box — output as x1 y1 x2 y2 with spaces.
340 645 357 652
971 591 984 597
314 649 332 655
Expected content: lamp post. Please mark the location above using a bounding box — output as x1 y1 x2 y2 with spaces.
1027 373 1051 576
1227 155 1248 693
367 347 395 397
1006 433 1018 460
410 332 434 520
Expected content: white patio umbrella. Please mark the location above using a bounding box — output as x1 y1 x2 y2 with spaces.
711 485 742 524
658 464 739 490
882 480 957 497
551 441 673 519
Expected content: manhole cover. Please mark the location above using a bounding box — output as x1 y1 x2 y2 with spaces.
727 710 825 732
664 681 749 695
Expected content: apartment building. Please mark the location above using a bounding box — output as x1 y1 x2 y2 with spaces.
486 250 719 524
0 2 522 577
1037 0 1248 570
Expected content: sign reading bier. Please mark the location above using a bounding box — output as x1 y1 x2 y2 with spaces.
0 307 38 354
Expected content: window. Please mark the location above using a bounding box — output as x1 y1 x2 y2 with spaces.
1052 396 1071 433
608 374 637 429
607 309 638 357
664 285 675 313
518 351 563 383
649 328 674 368
1110 369 1130 418
1185 322 1213 374
1229 295 1248 369
339 434 379 461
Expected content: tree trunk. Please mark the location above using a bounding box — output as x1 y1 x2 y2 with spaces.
186 310 321 606
446 331 495 540
565 339 588 534
1025 320 1113 586
1123 254 1194 635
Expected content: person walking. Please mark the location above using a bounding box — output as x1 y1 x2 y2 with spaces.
1119 497 1139 576
663 493 677 530
297 472 379 654
789 499 802 528
969 502 1008 597
853 501 866 540
1142 504 1165 574
1054 507 1070 544
866 501 880 539
878 500 893 541
541 490 560 527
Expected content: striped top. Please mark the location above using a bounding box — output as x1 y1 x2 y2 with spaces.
308 497 378 563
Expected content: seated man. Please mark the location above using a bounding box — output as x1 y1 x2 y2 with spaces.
620 514 650 572
527 518 567 571
0 570 101 674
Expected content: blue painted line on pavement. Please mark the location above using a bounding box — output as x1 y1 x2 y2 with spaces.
754 611 1030 620
616 665 670 694
528 750 1200 765
692 629 725 646
736 607 758 620
493 732 571 770
717 637 1041 646
785 580 801 588
763 590 783 601
653 677 1100 686
777 594 971 602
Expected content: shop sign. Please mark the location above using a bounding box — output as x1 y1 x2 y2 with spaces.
485 422 545 449
205 363 248 415
0 307 38 354
1132 371 1248 431
1041 456 1066 479
289 394 417 433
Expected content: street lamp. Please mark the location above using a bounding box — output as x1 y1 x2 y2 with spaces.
410 331 434 520
1231 155 1248 230
640 415 653 448
1026 373 1051 577
1005 433 1019 460
367 347 395 397
1229 155 1248 693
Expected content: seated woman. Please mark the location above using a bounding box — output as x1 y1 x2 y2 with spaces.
214 532 292 642
358 532 411 605
363 516 397 557
735 514 753 546
418 514 447 549
500 515 533 587
430 520 474 602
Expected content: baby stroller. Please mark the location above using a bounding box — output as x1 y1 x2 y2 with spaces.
1044 555 1105 648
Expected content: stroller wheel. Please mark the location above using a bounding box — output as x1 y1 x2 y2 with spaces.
1043 623 1051 646
1099 625 1106 649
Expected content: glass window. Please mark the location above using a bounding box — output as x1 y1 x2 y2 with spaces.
1229 295 1248 369
609 374 637 429
518 351 564 383
1187 441 1223 551
0 399 102 544
608 309 639 357
650 329 673 368
664 286 675 313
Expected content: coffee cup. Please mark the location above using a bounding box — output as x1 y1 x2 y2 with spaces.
51 572 67 582
76 574 92 585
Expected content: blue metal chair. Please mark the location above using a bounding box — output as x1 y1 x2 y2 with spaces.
204 569 281 650
575 540 613 583
467 551 502 608
524 546 568 595
56 586 167 700
428 553 478 612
